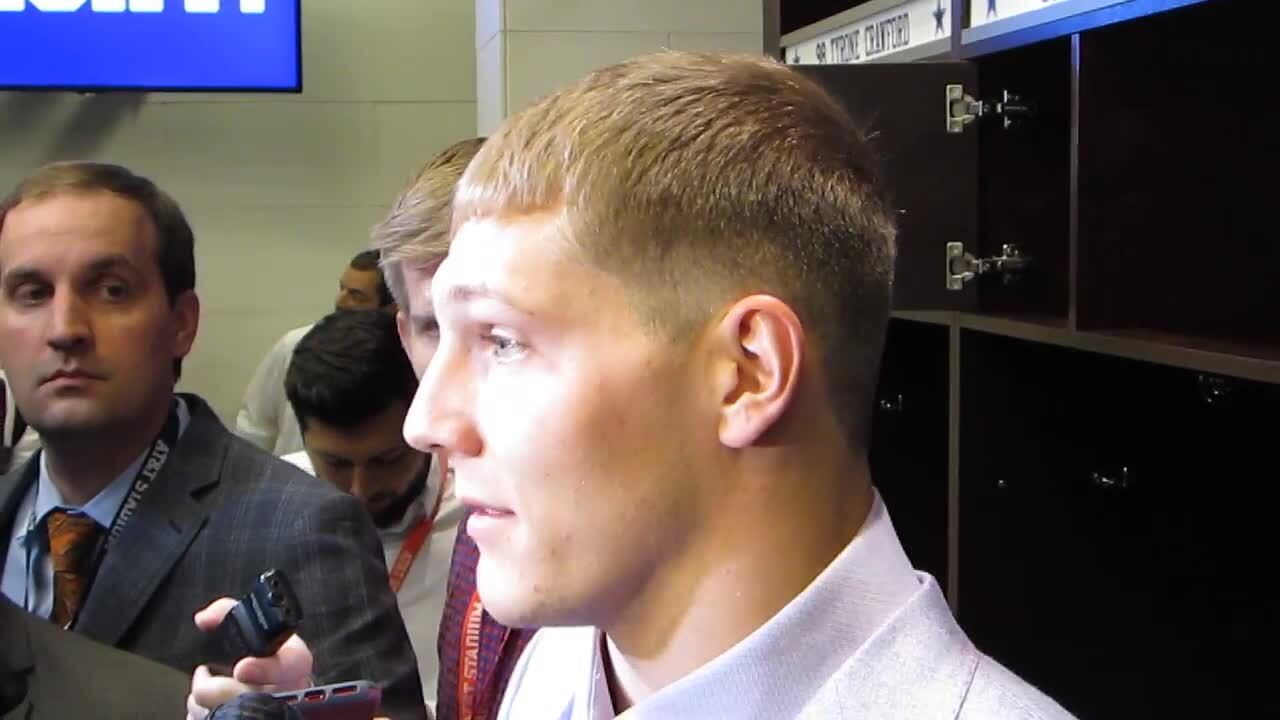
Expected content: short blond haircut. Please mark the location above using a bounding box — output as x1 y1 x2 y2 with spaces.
454 50 897 447
371 137 486 308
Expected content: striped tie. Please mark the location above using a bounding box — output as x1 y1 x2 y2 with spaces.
46 510 102 627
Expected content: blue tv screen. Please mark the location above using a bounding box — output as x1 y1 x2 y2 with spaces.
0 1 301 92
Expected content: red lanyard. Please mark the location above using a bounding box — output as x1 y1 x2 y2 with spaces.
458 590 486 720
458 590 511 720
387 480 444 594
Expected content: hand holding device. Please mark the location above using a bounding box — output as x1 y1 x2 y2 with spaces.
208 569 302 675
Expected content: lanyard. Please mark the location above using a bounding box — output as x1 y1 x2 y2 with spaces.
458 589 512 720
24 400 180 626
387 477 445 594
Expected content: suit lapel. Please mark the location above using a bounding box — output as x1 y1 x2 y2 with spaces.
0 598 34 720
0 598 34 674
73 395 226 646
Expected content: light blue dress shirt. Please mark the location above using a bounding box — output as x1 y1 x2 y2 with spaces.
1 397 190 617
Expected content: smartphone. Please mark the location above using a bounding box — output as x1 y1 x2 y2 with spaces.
208 569 303 675
272 681 382 720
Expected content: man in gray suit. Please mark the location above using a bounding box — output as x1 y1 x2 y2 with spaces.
1 595 189 720
0 162 426 720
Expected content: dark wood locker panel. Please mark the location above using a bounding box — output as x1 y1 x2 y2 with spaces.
796 62 979 313
959 330 1278 719
959 331 1170 718
970 36 1073 321
868 318 950 594
1075 0 1280 362
784 3 1279 718
1142 369 1279 719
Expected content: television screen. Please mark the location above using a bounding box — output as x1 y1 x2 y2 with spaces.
0 1 301 92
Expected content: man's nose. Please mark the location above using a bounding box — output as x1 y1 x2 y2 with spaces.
46 292 92 354
350 464 371 499
403 340 483 459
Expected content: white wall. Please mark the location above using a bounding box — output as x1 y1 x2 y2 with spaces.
0 0 477 422
477 0 764 134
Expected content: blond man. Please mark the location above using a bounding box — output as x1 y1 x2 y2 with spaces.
373 136 539 720
189 51 1077 719
417 50 1076 718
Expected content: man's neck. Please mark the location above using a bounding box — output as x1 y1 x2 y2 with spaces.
602 454 875 713
42 399 172 507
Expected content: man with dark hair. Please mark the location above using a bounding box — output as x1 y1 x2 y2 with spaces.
0 161 426 720
282 309 460 712
236 249 395 457
341 250 395 311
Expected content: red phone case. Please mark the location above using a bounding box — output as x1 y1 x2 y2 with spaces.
271 680 382 720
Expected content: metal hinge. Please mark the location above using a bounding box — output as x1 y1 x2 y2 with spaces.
946 84 1034 133
946 242 1031 290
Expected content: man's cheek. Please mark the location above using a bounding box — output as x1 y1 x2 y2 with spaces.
407 339 436 377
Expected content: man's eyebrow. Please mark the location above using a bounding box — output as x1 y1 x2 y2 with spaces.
0 266 43 288
445 283 531 315
374 446 409 461
1 254 135 286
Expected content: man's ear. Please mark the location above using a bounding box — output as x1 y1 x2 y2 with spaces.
396 309 411 355
710 295 805 449
171 290 200 360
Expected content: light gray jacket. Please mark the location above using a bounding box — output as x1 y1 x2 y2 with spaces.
498 494 1077 720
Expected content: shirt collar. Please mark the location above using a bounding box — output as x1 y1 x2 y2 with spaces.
17 396 191 538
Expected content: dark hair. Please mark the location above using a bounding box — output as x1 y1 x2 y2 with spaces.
0 161 196 380
285 309 417 432
348 250 393 308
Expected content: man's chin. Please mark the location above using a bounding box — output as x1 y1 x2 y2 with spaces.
475 560 560 629
369 505 405 529
28 406 114 437
477 591 537 629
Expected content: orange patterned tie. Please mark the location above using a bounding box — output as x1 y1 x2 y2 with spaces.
46 510 102 627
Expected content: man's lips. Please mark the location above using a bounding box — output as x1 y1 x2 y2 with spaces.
459 494 514 516
463 495 515 541
42 368 105 385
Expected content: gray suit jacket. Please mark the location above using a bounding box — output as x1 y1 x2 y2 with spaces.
0 394 427 720
799 576 1075 719
1 594 190 720
499 575 1075 719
